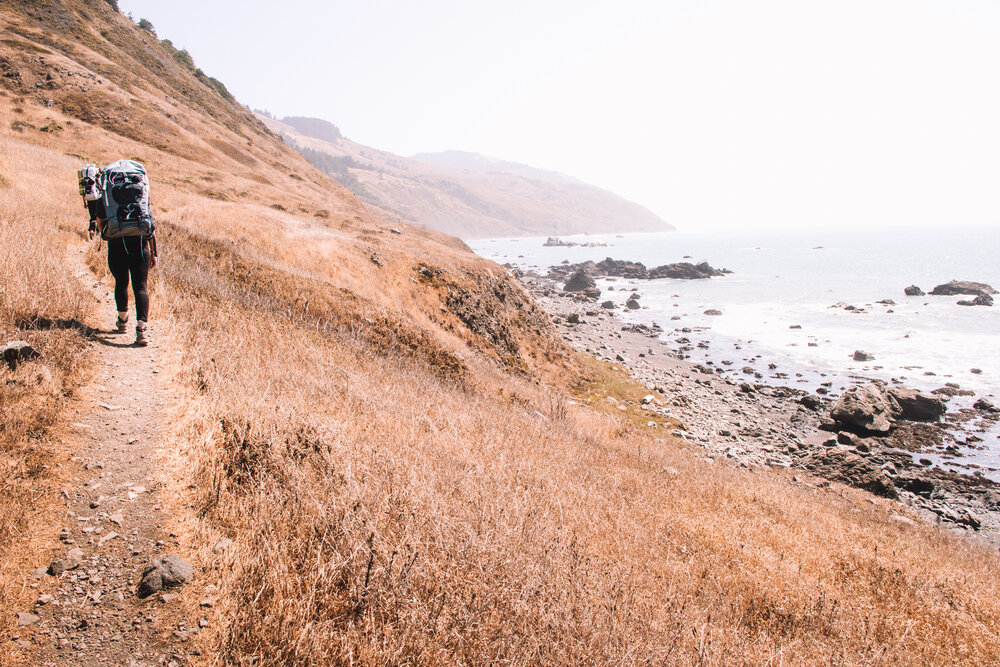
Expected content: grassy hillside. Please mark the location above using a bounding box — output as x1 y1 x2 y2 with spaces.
263 115 674 239
2 3 1000 664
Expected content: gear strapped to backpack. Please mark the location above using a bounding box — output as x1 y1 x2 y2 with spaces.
99 160 155 240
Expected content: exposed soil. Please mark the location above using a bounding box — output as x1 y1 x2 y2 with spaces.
11 245 195 667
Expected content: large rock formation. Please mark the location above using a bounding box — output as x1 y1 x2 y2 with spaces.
957 294 994 307
829 381 947 433
647 261 731 280
887 387 947 422
830 382 897 433
548 257 731 282
929 280 997 296
562 269 596 293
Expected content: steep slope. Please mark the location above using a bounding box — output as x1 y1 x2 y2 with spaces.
263 114 674 238
3 3 1000 666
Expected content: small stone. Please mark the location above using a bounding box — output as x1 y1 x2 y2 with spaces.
35 594 55 606
16 612 40 626
108 513 124 526
48 548 84 575
211 538 232 555
98 531 120 546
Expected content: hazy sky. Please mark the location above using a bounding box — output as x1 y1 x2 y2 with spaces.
119 0 1000 232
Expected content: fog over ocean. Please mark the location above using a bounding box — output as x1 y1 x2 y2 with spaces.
471 225 1000 477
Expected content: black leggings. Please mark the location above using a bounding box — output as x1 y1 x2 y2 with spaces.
107 236 150 322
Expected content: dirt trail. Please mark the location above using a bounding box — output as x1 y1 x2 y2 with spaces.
13 244 193 666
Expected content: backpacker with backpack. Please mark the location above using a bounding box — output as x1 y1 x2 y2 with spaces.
78 164 102 201
79 163 103 234
99 159 155 240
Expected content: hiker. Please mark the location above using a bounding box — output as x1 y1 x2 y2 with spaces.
79 160 158 346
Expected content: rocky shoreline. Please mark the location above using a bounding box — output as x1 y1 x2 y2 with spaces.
515 269 1000 544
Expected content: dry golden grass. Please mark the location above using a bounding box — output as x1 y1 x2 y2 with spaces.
0 136 93 653
3 6 1000 664
141 187 1000 665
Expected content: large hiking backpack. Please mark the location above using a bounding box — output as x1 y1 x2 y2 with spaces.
78 164 102 202
100 159 155 239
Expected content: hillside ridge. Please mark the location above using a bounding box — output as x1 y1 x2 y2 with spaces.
263 114 674 238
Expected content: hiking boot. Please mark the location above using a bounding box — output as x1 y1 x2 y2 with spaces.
135 324 149 347
116 317 128 333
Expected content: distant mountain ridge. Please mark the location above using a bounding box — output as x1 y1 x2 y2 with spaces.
410 150 582 184
263 115 674 239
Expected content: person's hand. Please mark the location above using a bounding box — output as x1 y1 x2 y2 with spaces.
149 254 157 269
88 229 95 240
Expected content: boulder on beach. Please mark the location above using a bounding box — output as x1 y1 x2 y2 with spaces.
852 350 874 362
929 280 997 297
830 381 947 432
904 285 925 296
625 295 641 310
974 398 998 413
830 381 896 433
600 300 615 309
887 387 947 422
704 309 722 316
562 269 596 293
956 294 994 307
798 394 822 411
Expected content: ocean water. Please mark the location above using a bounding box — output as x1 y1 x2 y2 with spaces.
470 226 1000 476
